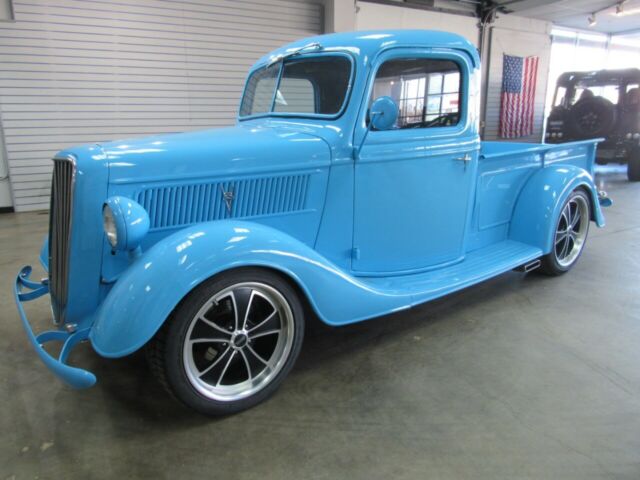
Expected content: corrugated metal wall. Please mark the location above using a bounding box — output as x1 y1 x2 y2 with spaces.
482 25 551 142
0 0 323 211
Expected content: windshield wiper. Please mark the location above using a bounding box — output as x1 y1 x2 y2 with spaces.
267 42 323 68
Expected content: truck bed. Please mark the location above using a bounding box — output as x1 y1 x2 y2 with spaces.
468 138 602 254
480 138 602 172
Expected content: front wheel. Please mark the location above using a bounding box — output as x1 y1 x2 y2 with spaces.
147 268 305 415
539 189 591 276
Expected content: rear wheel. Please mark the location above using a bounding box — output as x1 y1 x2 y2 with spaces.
539 190 591 276
628 146 640 182
147 268 305 415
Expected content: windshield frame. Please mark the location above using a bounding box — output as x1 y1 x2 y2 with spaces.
238 51 355 122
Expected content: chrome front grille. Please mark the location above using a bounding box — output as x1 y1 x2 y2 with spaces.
49 156 75 324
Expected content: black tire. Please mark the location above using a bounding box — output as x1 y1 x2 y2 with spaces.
628 146 640 182
539 189 591 276
568 97 616 139
147 268 305 416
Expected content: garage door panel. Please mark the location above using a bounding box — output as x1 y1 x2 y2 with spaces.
1 0 323 211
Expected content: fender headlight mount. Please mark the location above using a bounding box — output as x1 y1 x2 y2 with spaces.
102 196 150 252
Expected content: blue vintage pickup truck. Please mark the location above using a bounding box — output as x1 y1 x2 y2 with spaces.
15 30 610 415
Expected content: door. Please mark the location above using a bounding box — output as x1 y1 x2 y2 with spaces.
352 51 479 275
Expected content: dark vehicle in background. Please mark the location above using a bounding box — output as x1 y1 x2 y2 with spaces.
545 68 640 181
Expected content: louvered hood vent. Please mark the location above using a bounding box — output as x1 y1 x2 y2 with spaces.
136 174 310 230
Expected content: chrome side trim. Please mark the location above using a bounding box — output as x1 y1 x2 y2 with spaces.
49 154 76 325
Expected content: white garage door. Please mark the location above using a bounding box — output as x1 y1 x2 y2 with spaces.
0 0 324 212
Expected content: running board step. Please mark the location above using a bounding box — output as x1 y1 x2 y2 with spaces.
514 259 541 273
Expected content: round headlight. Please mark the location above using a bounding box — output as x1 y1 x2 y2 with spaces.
103 196 150 251
633 133 640 139
626 133 633 140
103 204 118 248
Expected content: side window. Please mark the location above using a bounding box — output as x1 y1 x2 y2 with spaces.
624 83 640 112
554 86 567 107
372 58 462 129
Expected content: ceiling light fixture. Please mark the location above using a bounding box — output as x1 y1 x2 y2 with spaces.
613 5 640 16
588 13 597 26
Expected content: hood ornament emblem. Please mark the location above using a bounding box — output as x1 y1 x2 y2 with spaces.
220 184 235 213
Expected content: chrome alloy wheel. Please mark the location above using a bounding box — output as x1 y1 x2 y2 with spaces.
554 194 589 268
183 282 295 402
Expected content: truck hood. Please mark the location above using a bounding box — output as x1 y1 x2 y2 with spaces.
101 123 331 184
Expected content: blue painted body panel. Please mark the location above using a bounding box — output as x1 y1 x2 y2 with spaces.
89 221 542 357
13 30 607 388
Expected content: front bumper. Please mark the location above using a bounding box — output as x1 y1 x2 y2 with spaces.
14 265 96 389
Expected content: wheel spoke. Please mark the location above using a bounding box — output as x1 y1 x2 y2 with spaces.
250 329 281 340
246 344 269 366
215 350 236 386
198 346 231 378
571 210 581 229
242 290 257 330
189 338 228 345
555 236 566 258
564 204 572 228
560 235 571 259
239 349 252 382
229 288 252 331
247 310 277 333
198 315 232 336
555 231 568 245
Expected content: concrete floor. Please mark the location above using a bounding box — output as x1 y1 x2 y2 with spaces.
1 166 639 479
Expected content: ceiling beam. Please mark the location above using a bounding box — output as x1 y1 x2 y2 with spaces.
496 0 559 13
359 0 478 17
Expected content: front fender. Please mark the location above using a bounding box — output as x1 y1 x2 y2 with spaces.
509 165 605 254
89 221 397 357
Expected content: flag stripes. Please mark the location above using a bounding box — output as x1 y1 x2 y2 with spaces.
499 54 539 138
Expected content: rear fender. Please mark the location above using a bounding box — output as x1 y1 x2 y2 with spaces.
509 165 604 254
89 221 397 357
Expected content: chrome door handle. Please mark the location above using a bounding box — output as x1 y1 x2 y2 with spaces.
455 153 472 171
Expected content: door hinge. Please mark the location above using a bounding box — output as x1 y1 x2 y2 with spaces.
351 247 361 260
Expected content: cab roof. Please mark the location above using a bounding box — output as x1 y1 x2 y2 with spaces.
254 30 479 69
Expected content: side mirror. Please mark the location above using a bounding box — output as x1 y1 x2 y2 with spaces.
355 96 399 160
369 96 398 131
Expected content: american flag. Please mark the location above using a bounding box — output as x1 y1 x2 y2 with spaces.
499 54 539 138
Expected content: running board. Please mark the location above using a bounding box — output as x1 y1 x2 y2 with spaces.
514 259 541 273
360 240 543 306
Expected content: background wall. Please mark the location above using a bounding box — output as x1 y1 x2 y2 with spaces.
0 0 323 212
355 1 478 47
482 15 552 141
0 0 572 212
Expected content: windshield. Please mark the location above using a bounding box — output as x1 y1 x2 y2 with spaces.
239 55 352 118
